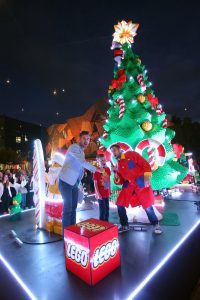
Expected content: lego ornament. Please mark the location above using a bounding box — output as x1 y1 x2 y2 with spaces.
162 118 168 128
111 41 124 64
137 94 145 104
111 69 126 90
147 94 158 109
137 74 146 92
147 147 158 171
141 120 152 131
135 139 166 169
113 20 139 45
99 144 106 151
114 98 125 119
108 85 113 94
156 104 163 116
135 58 141 64
102 131 108 139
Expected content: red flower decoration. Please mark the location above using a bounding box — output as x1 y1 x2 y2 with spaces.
147 94 158 109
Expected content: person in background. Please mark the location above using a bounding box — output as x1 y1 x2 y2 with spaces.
93 154 111 222
12 174 21 194
0 174 3 214
26 175 35 208
8 171 14 183
19 174 28 209
59 131 102 234
1 174 13 213
87 170 95 194
110 144 162 234
81 170 91 194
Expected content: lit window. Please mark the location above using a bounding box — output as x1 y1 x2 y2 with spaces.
25 135 28 142
16 136 21 143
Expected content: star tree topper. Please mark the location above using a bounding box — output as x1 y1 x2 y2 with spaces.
113 20 139 45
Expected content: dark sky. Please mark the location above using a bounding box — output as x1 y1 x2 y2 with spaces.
0 0 199 127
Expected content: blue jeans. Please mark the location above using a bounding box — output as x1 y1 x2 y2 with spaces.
117 205 128 226
117 205 158 226
145 206 159 225
58 179 79 235
20 194 27 209
98 198 109 221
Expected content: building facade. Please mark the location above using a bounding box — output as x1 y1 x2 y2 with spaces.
0 115 47 163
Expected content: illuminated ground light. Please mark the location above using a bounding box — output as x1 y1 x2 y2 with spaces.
126 219 200 300
0 254 37 300
0 208 35 219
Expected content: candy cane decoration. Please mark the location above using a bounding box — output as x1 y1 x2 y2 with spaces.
162 118 168 128
147 147 156 170
102 131 108 139
114 98 125 119
137 74 146 92
33 139 46 228
135 139 166 168
156 104 163 116
99 144 105 151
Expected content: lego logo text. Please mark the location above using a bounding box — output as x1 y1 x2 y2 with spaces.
93 239 118 268
77 221 106 232
67 243 89 267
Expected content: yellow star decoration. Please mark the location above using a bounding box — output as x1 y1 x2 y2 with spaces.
113 20 139 45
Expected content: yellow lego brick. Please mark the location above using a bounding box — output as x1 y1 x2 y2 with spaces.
53 225 62 236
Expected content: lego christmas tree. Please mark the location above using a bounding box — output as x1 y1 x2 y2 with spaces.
99 20 188 194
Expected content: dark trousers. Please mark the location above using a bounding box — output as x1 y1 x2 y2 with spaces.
26 192 34 208
98 198 109 221
20 194 27 209
58 179 79 235
117 205 158 226
1 196 11 213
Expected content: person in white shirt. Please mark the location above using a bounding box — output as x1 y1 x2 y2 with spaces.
59 131 102 234
1 174 12 213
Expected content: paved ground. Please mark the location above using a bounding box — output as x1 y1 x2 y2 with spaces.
0 189 200 300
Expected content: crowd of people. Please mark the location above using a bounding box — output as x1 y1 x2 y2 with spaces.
0 169 34 215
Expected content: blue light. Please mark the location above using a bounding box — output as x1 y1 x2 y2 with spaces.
126 219 200 299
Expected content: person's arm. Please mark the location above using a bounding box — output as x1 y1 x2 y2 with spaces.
93 172 101 199
94 180 101 199
110 162 124 185
133 151 152 187
114 172 125 185
68 144 97 173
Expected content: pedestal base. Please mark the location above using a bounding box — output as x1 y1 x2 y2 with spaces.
18 227 62 244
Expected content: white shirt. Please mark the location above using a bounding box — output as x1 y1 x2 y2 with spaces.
59 143 96 186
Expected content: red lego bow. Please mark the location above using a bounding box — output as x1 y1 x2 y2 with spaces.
147 93 158 109
111 69 126 89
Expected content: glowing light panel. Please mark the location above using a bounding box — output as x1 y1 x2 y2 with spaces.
0 254 37 300
126 219 200 300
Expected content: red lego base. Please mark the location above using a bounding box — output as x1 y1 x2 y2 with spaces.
64 218 120 286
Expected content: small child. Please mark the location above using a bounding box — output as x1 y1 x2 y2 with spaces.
93 154 111 222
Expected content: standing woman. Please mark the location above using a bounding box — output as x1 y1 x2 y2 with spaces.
19 174 28 209
1 174 12 214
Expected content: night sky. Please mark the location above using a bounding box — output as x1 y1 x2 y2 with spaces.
0 0 199 127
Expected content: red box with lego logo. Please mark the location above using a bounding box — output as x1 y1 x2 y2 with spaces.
64 218 120 285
